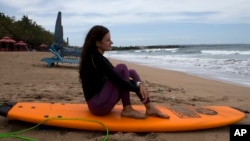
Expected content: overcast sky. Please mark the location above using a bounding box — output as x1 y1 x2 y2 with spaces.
1 0 250 46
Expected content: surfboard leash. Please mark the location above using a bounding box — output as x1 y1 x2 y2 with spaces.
0 117 109 141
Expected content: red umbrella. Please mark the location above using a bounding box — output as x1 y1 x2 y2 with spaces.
0 36 16 43
38 43 49 51
39 43 48 48
0 36 16 51
15 41 27 46
14 41 28 51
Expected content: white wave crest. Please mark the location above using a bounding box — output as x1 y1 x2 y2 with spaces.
201 50 250 55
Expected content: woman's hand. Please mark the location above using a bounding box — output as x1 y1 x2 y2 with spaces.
139 83 149 103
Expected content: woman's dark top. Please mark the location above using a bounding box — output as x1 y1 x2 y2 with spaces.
81 51 140 101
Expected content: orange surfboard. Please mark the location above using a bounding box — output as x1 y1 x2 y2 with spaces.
0 102 245 132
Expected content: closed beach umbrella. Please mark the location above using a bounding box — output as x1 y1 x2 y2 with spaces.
54 11 63 45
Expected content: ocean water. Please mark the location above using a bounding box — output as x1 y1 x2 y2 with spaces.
105 44 250 87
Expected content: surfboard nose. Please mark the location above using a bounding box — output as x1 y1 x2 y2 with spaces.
0 102 16 117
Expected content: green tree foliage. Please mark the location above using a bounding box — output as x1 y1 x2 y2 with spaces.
0 12 54 50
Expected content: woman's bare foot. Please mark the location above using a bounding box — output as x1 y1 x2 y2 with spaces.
145 103 170 119
121 105 146 119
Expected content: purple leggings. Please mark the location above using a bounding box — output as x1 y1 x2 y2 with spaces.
87 64 150 115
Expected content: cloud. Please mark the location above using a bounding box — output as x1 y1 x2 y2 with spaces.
1 0 250 46
2 0 250 25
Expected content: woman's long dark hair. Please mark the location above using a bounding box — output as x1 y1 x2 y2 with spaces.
79 25 109 81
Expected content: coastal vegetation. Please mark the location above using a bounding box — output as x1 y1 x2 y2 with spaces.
0 12 54 50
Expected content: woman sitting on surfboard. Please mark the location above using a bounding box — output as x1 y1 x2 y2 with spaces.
79 25 169 119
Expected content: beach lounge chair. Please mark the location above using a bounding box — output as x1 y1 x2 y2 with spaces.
41 12 82 67
41 44 80 67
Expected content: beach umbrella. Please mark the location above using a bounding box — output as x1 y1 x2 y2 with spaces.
39 43 48 48
14 41 28 51
38 43 48 51
15 41 27 46
54 11 63 45
0 36 16 51
0 36 16 43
